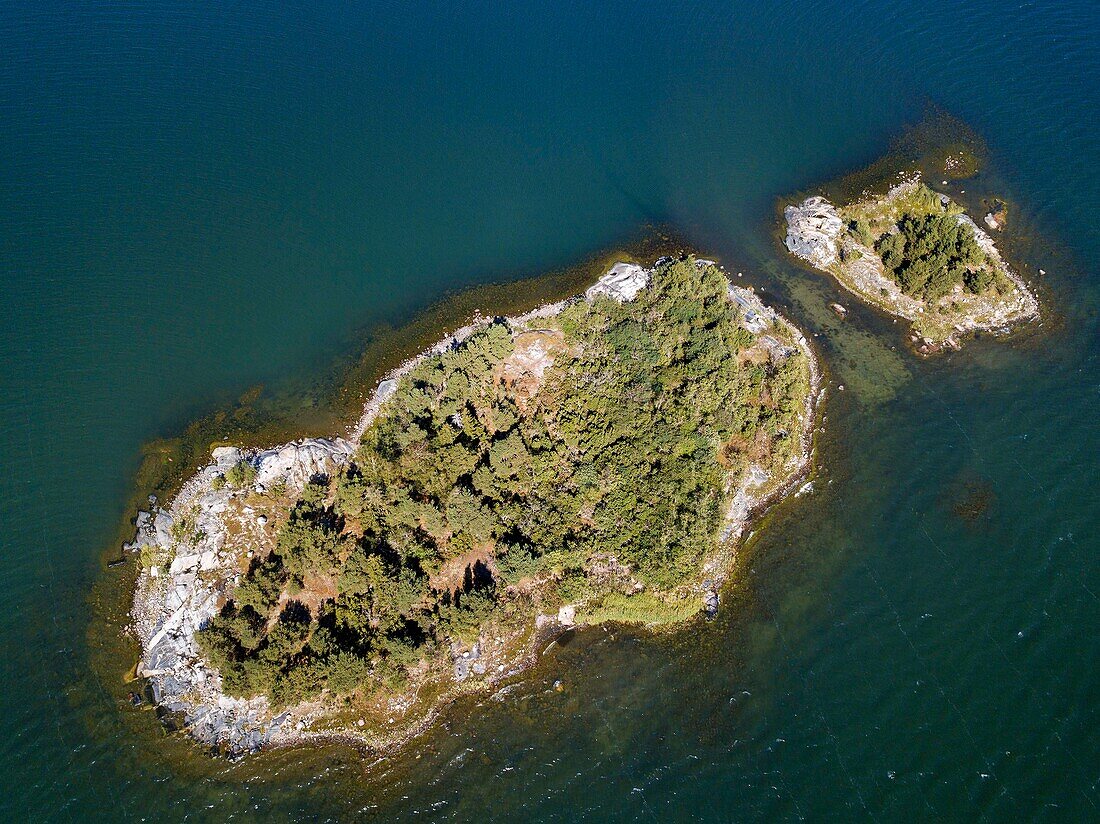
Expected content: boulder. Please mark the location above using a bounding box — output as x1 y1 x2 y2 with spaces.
703 589 719 619
374 378 399 405
153 510 174 547
211 446 242 467
169 553 200 575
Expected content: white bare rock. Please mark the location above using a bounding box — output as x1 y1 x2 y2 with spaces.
253 438 354 492
585 262 650 303
784 197 844 268
557 604 577 626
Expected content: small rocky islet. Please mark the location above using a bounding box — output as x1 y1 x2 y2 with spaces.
784 175 1039 353
128 257 821 756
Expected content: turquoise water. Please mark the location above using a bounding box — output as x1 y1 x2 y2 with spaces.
1 1 1098 819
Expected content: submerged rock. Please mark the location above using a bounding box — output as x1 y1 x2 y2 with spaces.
703 589 720 619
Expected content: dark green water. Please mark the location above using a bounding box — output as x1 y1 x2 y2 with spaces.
2 1 1098 820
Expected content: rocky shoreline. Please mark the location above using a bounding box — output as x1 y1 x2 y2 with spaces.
127 259 821 756
784 177 1039 353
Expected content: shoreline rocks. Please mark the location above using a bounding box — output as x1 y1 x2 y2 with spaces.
129 438 354 753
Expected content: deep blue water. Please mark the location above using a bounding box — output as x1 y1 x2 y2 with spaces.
1 1 1098 820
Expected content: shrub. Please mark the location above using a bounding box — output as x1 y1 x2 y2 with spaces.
139 543 172 572
848 219 875 247
323 651 372 695
964 266 995 293
225 460 258 489
436 584 497 644
233 553 286 615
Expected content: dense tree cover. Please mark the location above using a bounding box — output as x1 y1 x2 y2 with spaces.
196 258 810 706
874 212 995 302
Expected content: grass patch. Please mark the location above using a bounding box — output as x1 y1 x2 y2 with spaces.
576 591 701 626
139 544 173 573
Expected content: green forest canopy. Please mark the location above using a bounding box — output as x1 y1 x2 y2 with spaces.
196 258 810 707
845 184 1011 303
874 212 994 301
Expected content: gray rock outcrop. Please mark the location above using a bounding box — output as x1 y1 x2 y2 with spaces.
584 262 650 303
253 438 354 489
784 197 843 268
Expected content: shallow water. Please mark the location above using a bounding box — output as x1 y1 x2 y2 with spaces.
1 1 1098 820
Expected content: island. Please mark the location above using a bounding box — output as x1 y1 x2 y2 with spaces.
128 257 821 755
784 176 1039 353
